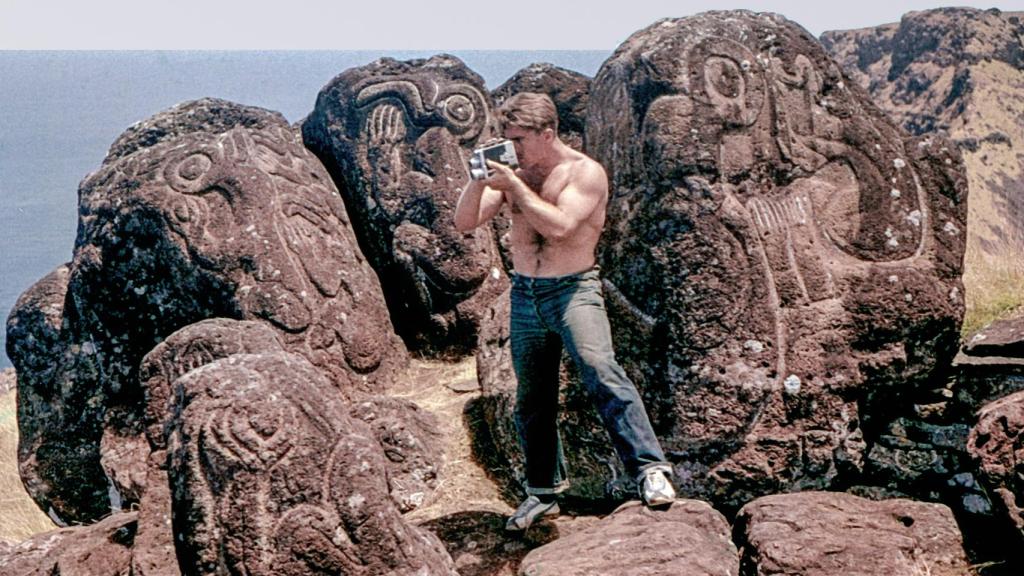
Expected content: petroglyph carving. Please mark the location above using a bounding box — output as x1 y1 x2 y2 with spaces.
304 56 508 356
354 79 487 142
690 38 765 128
82 109 404 391
8 99 406 524
169 353 455 575
474 11 967 508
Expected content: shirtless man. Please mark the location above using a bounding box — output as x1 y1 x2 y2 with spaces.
454 93 675 531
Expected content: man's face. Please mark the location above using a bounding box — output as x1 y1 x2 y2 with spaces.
503 125 549 170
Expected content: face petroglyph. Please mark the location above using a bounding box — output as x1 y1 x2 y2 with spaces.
304 55 509 357
577 10 967 506
99 124 400 387
8 100 409 524
168 353 454 575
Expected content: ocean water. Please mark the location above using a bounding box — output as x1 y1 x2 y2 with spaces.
0 50 610 368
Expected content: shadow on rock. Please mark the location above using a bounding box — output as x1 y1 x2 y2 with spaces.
422 511 558 576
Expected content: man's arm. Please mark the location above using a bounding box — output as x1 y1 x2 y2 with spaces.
454 178 505 232
491 161 607 241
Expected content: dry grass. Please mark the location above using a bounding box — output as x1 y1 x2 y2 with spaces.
961 263 1024 337
0 369 57 544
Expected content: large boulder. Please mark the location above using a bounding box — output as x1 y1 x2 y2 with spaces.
518 500 738 576
735 492 971 575
139 318 441 513
474 10 967 509
166 352 456 575
968 390 1024 544
6 97 406 524
493 63 591 152
822 8 1024 334
590 10 966 507
303 55 508 357
5 264 110 523
0 512 137 575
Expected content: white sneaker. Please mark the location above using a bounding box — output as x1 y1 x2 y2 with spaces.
505 495 560 531
639 468 676 507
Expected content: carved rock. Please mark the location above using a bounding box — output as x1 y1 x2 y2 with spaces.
493 63 591 152
519 500 738 576
591 10 965 507
823 8 1024 332
473 10 967 509
350 397 443 512
140 318 441 511
166 352 455 575
6 97 406 523
735 492 971 575
303 55 509 357
0 512 137 575
969 390 1024 543
139 318 286 452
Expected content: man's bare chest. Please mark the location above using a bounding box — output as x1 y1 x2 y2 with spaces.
520 170 569 203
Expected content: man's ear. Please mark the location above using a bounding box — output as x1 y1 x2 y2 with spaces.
543 127 555 142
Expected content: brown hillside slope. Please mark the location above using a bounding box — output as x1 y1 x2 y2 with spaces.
823 8 1024 335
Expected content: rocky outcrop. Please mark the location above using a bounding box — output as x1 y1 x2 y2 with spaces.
350 396 443 512
303 55 508 357
969 390 1024 544
493 63 591 152
519 500 738 576
473 10 968 510
822 8 1024 332
863 314 1024 535
167 351 455 575
0 512 137 575
736 492 971 575
6 97 406 524
2 13 1008 574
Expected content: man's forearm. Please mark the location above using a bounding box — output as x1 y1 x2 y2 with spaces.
454 179 487 231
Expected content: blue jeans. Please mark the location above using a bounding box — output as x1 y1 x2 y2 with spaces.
510 266 669 495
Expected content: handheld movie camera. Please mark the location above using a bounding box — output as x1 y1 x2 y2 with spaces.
468 140 519 181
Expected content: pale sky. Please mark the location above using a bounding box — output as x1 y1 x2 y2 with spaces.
2 0 1022 49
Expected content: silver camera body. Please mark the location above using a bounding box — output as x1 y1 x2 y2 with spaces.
468 140 519 181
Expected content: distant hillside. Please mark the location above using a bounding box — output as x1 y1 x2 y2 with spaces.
823 7 1024 335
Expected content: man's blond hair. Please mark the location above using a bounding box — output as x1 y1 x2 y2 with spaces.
497 92 558 134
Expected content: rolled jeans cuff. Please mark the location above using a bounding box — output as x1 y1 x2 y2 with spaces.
525 480 570 496
635 462 673 483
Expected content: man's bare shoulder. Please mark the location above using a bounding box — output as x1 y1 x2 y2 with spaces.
562 153 608 194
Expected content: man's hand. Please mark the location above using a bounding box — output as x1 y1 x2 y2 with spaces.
484 160 522 196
